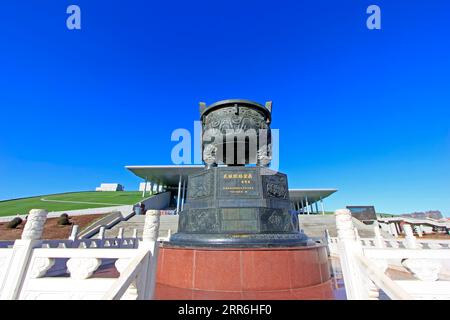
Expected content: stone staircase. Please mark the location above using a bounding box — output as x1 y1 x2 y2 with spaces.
103 215 178 239
99 213 391 241
299 215 393 239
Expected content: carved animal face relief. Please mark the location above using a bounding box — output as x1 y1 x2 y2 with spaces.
257 144 272 167
201 101 272 166
264 174 287 199
203 143 218 165
195 210 220 232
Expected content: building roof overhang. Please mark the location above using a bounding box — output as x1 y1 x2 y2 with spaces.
126 165 204 186
288 189 338 204
126 165 338 204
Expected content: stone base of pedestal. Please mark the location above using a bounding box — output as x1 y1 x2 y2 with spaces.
155 244 333 300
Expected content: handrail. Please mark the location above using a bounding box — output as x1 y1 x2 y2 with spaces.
363 248 450 260
32 248 140 259
412 239 450 245
331 237 450 248
78 211 124 239
102 249 149 300
333 209 450 300
355 254 412 300
378 217 450 228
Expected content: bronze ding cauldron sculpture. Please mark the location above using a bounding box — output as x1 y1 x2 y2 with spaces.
170 99 308 247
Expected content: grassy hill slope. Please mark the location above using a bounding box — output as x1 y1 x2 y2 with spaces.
0 191 144 217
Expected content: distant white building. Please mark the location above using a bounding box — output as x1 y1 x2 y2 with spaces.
139 182 165 193
139 182 156 192
95 183 124 192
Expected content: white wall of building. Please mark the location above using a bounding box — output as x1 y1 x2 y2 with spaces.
96 183 124 192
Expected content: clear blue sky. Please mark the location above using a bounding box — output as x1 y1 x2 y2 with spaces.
0 1 449 216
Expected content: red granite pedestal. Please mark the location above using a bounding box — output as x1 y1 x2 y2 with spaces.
155 244 333 300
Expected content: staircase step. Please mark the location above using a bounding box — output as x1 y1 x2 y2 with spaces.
96 214 391 240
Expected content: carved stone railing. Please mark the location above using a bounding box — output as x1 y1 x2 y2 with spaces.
157 229 172 242
330 209 450 300
326 226 450 257
102 250 150 300
0 238 138 250
0 222 140 250
0 209 161 300
378 217 450 229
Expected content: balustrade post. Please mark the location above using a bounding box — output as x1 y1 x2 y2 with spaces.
138 210 161 300
98 226 106 240
354 227 361 243
374 223 385 248
0 209 47 300
336 209 369 299
324 229 332 256
403 224 418 249
324 228 331 242
389 223 398 237
336 210 387 299
400 225 442 282
132 228 138 239
414 225 423 238
118 228 124 239
372 222 388 274
69 225 79 241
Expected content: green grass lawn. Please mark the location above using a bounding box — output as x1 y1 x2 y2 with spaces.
0 192 145 217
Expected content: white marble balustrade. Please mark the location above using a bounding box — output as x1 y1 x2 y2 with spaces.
327 209 450 300
0 209 161 300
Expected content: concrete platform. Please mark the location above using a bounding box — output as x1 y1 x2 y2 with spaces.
155 244 333 300
101 214 390 241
